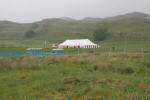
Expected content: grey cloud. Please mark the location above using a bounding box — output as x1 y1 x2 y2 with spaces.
0 0 150 23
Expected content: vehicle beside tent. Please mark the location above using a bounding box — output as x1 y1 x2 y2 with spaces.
58 39 100 48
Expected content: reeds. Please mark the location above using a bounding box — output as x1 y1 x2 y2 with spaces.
0 57 43 70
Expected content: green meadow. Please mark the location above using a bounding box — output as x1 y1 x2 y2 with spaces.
0 40 149 100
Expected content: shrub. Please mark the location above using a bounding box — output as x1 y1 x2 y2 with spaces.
121 67 135 74
93 27 107 41
24 30 36 38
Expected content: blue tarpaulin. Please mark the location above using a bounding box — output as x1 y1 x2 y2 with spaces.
0 49 64 57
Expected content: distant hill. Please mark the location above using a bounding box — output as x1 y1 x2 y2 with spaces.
104 12 150 22
60 17 76 21
0 12 150 42
82 17 102 22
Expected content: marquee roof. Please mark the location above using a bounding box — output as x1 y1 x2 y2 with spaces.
59 39 97 46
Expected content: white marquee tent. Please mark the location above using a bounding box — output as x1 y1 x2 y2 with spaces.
58 39 100 48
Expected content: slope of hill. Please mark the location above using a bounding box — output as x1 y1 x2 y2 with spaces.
81 17 102 22
0 12 150 42
60 17 76 21
104 12 150 21
106 16 150 40
0 21 30 39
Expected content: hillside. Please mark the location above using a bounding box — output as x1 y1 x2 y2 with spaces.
0 12 150 42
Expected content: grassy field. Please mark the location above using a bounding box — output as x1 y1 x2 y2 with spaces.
0 39 149 100
0 40 51 48
0 47 150 100
0 39 149 51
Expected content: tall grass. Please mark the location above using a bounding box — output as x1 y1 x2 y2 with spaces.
0 52 149 99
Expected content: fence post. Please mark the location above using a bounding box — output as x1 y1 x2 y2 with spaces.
78 48 79 56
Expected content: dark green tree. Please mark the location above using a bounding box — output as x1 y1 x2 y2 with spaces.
93 27 107 41
31 23 39 29
24 30 36 38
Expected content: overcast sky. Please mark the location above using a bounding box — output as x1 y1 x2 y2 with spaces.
0 0 150 23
